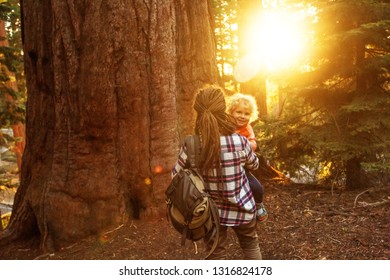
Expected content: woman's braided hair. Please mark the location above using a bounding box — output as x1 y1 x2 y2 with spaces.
193 86 236 173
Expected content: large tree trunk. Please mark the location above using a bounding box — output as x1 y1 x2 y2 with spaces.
346 157 363 190
0 0 219 252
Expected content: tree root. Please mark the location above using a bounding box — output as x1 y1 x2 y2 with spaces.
0 227 19 246
0 202 39 247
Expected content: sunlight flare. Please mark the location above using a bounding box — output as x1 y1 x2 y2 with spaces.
234 7 310 82
233 53 262 82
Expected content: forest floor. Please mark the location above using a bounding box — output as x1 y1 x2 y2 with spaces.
0 181 389 260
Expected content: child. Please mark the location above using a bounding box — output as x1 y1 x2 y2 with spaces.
227 93 268 223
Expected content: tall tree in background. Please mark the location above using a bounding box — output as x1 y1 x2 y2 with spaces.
260 0 390 187
300 0 390 188
213 0 239 90
0 0 25 172
0 0 219 251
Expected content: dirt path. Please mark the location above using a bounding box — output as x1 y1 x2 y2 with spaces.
0 183 389 260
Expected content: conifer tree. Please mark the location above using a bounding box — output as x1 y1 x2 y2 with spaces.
261 0 390 188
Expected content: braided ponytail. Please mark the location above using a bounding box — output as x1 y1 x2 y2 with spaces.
193 86 236 173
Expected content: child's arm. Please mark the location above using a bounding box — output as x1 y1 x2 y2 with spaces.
247 125 257 151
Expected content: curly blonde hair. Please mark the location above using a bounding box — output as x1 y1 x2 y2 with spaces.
226 93 259 122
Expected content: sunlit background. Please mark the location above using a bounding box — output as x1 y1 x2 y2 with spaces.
234 2 317 81
214 0 390 184
226 1 318 119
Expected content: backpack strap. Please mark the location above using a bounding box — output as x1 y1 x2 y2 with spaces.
184 135 201 169
204 198 220 259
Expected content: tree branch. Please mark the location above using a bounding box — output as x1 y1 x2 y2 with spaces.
354 186 390 208
356 199 390 208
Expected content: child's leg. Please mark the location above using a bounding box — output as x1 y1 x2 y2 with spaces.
246 170 268 223
246 171 264 203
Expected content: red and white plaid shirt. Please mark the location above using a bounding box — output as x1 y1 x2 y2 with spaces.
171 134 259 226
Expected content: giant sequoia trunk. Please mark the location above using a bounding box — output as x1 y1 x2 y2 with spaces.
0 0 219 251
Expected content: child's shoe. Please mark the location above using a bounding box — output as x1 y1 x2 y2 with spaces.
256 203 268 223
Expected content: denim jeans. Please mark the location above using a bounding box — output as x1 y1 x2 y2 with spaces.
246 170 264 203
206 218 262 260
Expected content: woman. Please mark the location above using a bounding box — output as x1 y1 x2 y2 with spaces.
172 85 262 260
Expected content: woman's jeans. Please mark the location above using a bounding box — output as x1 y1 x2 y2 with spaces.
206 219 262 260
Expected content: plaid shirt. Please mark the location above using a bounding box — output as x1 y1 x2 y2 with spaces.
171 133 259 226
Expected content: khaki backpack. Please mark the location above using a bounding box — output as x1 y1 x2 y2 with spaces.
165 135 220 258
